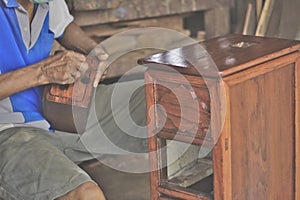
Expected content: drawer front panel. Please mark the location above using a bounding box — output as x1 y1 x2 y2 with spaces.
154 80 211 143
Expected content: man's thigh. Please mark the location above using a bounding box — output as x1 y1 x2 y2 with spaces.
55 79 148 162
80 79 148 155
0 127 92 200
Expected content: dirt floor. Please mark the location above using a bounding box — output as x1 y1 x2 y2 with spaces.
80 158 150 200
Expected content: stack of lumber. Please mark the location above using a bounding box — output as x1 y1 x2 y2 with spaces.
65 0 232 41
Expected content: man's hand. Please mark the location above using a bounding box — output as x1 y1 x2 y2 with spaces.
90 45 109 87
40 50 88 85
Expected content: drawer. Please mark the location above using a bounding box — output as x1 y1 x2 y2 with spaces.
153 79 211 145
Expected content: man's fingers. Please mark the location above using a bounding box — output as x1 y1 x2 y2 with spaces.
79 62 89 74
98 52 109 61
92 45 109 61
93 62 107 88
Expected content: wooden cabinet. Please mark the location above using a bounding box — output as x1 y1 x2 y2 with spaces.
140 34 300 200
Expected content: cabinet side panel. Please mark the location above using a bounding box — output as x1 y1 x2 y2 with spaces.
295 56 300 200
227 64 295 200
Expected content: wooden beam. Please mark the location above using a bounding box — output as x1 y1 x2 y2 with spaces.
255 0 275 36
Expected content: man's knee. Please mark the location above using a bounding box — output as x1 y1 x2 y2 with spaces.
56 181 106 200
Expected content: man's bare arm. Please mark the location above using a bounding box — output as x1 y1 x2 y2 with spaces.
58 22 110 87
57 22 98 55
0 51 87 100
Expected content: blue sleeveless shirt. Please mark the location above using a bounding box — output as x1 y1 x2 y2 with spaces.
0 0 54 130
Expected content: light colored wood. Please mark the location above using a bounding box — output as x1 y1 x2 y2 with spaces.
256 0 263 20
242 3 253 35
255 0 275 36
210 79 229 200
242 2 257 35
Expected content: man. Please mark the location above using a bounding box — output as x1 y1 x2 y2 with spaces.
0 0 147 199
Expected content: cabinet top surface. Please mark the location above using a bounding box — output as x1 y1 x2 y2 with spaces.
139 34 300 77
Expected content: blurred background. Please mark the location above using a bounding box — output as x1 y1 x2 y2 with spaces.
53 0 300 78
64 0 300 42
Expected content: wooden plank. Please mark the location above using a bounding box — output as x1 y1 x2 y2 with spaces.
242 3 256 35
67 0 121 11
213 80 232 200
255 0 275 36
231 0 253 34
296 27 300 41
256 0 263 20
168 158 213 188
72 0 221 26
81 16 186 38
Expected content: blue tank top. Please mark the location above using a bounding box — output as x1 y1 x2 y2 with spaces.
0 1 54 127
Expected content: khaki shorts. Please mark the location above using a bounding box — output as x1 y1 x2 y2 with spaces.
0 79 147 200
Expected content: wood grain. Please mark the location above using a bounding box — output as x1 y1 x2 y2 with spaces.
224 60 296 199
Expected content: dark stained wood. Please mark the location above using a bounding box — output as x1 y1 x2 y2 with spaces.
154 79 210 142
139 34 300 78
143 34 300 199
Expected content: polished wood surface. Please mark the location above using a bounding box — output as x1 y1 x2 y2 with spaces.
146 70 211 145
142 34 300 200
140 34 300 77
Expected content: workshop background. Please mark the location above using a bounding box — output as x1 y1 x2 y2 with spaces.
53 0 300 199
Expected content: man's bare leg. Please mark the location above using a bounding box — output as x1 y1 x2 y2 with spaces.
56 182 106 200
